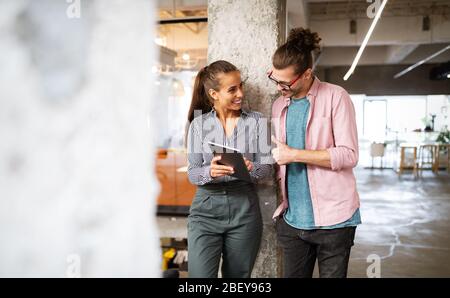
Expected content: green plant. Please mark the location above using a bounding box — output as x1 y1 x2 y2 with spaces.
421 116 431 126
436 130 450 144
421 116 433 131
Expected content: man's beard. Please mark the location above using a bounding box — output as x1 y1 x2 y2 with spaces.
282 85 303 98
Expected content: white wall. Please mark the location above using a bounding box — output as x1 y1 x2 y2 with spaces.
0 0 161 277
351 94 450 168
352 94 450 139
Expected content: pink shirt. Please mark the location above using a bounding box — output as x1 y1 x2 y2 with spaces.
271 77 360 226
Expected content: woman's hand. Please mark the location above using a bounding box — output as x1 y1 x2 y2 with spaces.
243 157 253 172
210 155 234 178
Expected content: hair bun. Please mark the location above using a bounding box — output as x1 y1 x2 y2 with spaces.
287 28 321 53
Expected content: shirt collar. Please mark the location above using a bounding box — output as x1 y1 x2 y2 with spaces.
283 76 320 104
210 107 249 117
307 76 320 99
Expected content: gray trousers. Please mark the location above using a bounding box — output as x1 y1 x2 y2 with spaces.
187 181 262 278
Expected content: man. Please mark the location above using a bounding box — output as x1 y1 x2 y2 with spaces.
270 28 361 278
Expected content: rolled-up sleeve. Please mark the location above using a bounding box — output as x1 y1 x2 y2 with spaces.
326 91 359 171
187 121 214 185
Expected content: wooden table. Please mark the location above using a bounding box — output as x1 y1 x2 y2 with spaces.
398 142 449 176
398 143 418 176
434 143 450 173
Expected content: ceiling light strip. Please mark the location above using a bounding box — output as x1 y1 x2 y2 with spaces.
343 0 389 81
393 45 450 79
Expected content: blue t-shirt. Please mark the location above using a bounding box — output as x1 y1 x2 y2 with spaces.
284 97 361 230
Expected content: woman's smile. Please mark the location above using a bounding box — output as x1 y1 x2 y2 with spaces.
232 98 242 105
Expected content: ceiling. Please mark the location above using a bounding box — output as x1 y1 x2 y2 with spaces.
157 0 450 68
291 0 450 66
308 0 450 19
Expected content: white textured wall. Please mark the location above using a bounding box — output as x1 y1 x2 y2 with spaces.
208 0 283 117
0 0 161 277
208 0 285 278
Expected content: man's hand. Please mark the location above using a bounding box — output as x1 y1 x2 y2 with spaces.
271 136 296 166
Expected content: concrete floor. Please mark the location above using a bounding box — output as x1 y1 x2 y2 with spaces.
157 168 450 277
345 168 450 278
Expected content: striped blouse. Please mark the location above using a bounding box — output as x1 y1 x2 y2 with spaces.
186 109 273 185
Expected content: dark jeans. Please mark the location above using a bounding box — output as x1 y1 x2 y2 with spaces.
276 216 356 278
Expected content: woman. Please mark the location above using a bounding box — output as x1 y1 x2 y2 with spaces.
186 60 271 278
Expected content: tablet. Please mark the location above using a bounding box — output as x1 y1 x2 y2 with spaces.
207 141 252 183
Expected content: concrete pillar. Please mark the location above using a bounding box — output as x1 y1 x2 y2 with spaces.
208 0 287 277
0 0 160 277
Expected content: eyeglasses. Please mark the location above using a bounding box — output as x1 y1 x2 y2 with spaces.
267 70 302 91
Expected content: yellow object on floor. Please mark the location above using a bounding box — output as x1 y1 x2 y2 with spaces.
162 248 176 270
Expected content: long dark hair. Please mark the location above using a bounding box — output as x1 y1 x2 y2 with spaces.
187 60 238 123
272 28 321 75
